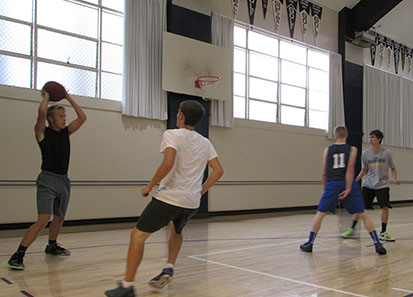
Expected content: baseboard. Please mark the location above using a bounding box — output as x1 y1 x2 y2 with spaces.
1 200 412 230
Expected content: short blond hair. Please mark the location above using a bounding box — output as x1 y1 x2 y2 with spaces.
334 125 348 138
47 105 65 125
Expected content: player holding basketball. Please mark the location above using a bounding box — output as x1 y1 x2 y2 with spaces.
342 129 400 241
7 89 86 270
300 126 386 255
105 100 224 297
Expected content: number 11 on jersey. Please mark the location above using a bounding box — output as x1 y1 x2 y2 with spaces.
333 153 345 169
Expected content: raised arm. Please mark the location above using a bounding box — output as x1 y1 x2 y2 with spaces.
34 91 50 142
201 157 224 195
66 92 87 135
339 146 357 199
141 147 176 197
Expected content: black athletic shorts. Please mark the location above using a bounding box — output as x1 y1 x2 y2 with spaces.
362 187 391 209
136 198 198 234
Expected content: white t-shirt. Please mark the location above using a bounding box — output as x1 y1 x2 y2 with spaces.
154 128 218 209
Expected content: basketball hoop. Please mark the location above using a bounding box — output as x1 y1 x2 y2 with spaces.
195 76 221 100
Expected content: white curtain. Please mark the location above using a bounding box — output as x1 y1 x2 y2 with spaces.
401 78 413 148
122 0 167 120
328 52 345 139
364 65 409 147
210 12 234 128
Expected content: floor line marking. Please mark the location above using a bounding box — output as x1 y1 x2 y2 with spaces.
393 287 413 293
0 277 13 284
190 238 304 257
20 291 34 297
189 255 367 297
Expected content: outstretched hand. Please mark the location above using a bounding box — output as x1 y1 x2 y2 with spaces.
338 189 350 200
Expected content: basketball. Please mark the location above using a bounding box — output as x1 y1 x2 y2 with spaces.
42 81 67 102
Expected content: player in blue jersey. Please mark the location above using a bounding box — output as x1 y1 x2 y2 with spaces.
300 126 386 255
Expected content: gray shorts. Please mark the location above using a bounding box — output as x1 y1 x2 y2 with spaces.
36 171 71 217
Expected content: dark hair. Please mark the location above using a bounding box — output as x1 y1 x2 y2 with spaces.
369 129 384 144
179 100 205 127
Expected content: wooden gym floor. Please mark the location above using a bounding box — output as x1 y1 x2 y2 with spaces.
0 204 412 297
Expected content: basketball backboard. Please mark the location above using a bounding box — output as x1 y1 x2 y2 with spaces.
162 32 232 101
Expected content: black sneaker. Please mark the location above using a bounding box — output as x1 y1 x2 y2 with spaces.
45 243 71 256
300 242 313 253
8 252 25 270
375 243 387 255
149 267 173 289
105 281 135 297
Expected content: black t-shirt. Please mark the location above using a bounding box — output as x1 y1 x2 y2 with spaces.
38 127 70 175
326 144 351 181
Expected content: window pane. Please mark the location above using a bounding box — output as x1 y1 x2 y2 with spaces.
38 0 98 38
234 48 246 74
37 62 96 97
234 26 246 47
0 54 31 88
309 110 328 130
280 41 306 64
250 52 278 81
102 12 123 44
309 68 329 92
248 31 278 57
281 84 305 107
38 29 97 68
281 60 306 87
309 90 329 111
281 106 305 126
234 73 245 96
0 20 31 55
249 77 277 102
249 100 277 122
0 0 32 21
234 96 246 118
103 0 124 12
101 72 122 101
102 42 122 73
308 50 329 71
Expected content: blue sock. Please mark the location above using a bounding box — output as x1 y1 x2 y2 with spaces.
369 230 380 244
308 231 317 244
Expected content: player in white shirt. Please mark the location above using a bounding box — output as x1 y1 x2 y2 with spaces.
105 100 224 297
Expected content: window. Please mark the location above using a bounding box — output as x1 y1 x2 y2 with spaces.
233 25 329 130
0 0 124 101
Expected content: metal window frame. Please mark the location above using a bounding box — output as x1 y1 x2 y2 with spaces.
0 0 123 99
233 23 329 129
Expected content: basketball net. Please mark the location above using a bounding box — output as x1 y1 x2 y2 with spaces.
195 76 221 100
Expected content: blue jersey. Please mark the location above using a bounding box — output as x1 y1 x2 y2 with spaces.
326 144 351 181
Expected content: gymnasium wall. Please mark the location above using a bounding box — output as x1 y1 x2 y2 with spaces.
1 1 413 225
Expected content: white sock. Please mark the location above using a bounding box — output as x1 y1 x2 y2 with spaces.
122 280 134 288
165 263 174 269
